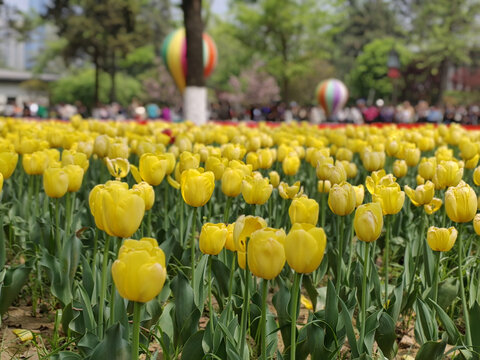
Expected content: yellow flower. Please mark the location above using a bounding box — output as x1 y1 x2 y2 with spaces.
233 215 268 269
288 196 319 225
433 161 463 190
460 140 477 160
354 184 365 207
241 172 273 205
181 169 215 207
418 157 436 180
336 147 353 161
365 170 390 195
108 142 129 159
465 154 479 169
0 173 3 192
283 155 301 176
300 295 314 311
112 237 166 303
317 162 347 185
221 167 244 198
404 146 421 167
64 164 84 192
179 151 200 173
257 149 274 169
474 214 480 235
393 160 408 178
328 181 356 216
23 151 49 175
354 202 383 242
426 226 457 252
106 157 130 180
139 153 168 185
404 181 435 206
43 167 69 198
229 160 252 177
279 181 302 199
284 223 326 274
373 183 405 215
199 223 228 255
424 198 442 215
132 182 155 211
246 152 259 171
445 181 477 223
247 228 286 279
61 150 89 171
205 156 228 180
474 166 480 186
93 135 109 158
269 171 280 188
101 184 145 237
0 151 18 179
225 223 235 251
361 151 385 172
317 180 331 194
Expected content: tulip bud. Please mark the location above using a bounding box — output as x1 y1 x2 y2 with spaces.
354 184 365 207
393 160 408 178
132 182 155 211
474 214 480 235
282 155 301 176
233 215 268 269
445 181 477 223
94 135 109 158
0 151 18 179
225 223 235 251
108 142 129 159
433 161 463 190
257 149 274 169
426 226 457 252
247 228 286 279
112 237 166 303
418 157 436 180
205 156 228 180
43 167 69 198
221 167 244 198
199 223 228 255
361 151 386 172
139 153 168 186
285 223 326 274
23 151 49 175
317 180 331 194
181 169 215 207
328 181 356 216
354 202 383 242
404 181 435 206
241 172 273 205
279 181 302 199
372 183 405 215
288 196 319 225
404 147 421 167
269 171 280 188
179 151 200 173
64 164 84 192
474 166 480 186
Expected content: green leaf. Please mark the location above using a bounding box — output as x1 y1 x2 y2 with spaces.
303 275 318 311
375 312 397 359
89 323 129 360
194 254 208 309
181 330 205 360
428 299 460 345
0 264 32 315
339 297 359 358
414 298 437 344
469 301 480 350
50 351 83 360
415 340 446 360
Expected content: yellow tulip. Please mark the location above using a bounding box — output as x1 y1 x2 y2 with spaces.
460 140 477 160
102 184 145 238
247 228 286 279
317 162 346 184
221 167 244 198
317 180 331 194
269 171 280 188
233 215 268 269
424 198 443 215
315 157 335 180
433 161 463 190
246 152 259 170
205 156 228 180
23 151 49 175
474 214 480 235
0 151 18 179
404 146 421 167
179 151 200 173
93 135 110 158
445 181 477 223
284 223 326 274
181 169 215 207
473 166 480 186
64 164 84 192
225 223 235 251
361 151 385 172
328 181 356 216
241 172 273 205
43 167 69 198
372 183 405 215
132 182 155 211
105 157 130 180
108 142 129 159
257 149 274 169
139 153 168 186
404 181 435 206
354 184 365 207
336 147 353 161
288 196 319 225
418 157 436 180
229 160 252 177
278 181 302 199
426 226 457 252
199 223 228 255
283 155 301 176
393 160 408 178
354 202 383 242
465 154 479 169
112 237 166 303
62 150 89 171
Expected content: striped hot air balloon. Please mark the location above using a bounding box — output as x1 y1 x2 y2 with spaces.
315 79 349 118
161 28 218 93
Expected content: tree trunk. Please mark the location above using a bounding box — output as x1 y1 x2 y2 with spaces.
93 49 100 108
182 0 207 124
109 49 116 103
182 0 204 87
437 58 450 104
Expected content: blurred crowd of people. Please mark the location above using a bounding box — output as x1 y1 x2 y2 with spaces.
2 98 480 125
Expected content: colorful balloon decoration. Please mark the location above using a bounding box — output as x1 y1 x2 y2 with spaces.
315 79 349 117
161 28 218 93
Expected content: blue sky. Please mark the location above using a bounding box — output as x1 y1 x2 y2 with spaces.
211 0 229 14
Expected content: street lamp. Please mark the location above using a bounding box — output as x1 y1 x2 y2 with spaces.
387 48 401 104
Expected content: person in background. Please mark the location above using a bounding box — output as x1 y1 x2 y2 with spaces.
146 103 160 120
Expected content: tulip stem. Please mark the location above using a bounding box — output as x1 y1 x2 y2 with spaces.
147 209 152 237
98 235 111 339
65 192 71 239
336 216 345 292
359 242 370 352
92 228 99 278
261 279 268 360
164 182 168 231
239 257 250 359
458 227 472 347
180 201 184 247
320 193 326 228
55 198 61 255
132 301 142 360
346 216 355 284
224 197 232 223
227 252 236 311
191 207 198 289
208 255 215 336
432 251 440 307
384 215 391 308
290 272 302 360
407 211 426 296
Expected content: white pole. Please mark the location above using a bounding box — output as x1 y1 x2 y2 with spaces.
184 86 207 125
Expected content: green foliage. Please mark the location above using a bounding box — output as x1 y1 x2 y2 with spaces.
50 69 143 108
348 37 412 100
